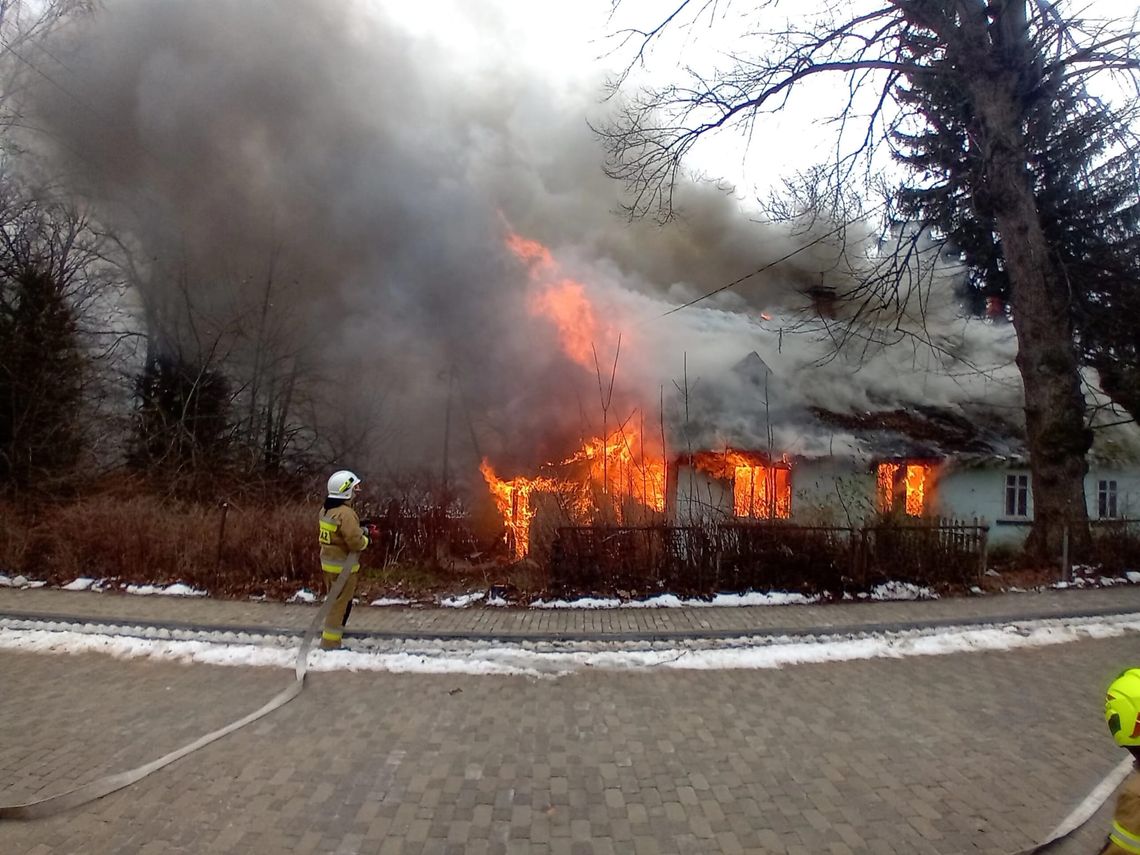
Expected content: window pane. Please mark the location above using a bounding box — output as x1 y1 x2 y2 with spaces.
1005 474 1028 517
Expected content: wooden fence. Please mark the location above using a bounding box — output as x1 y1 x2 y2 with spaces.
547 518 989 597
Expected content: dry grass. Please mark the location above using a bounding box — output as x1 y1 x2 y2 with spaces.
0 496 541 601
0 497 318 598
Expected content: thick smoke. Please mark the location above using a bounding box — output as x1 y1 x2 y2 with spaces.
15 0 1070 483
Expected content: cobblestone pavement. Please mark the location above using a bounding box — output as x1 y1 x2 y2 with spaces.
3 584 1140 640
2 626 1137 853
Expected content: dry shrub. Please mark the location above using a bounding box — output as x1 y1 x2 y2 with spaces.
0 497 324 597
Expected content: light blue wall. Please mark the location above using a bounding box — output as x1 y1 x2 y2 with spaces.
672 459 1140 550
933 467 1030 547
790 458 876 526
934 466 1140 548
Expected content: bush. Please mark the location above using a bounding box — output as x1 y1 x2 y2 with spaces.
0 496 319 598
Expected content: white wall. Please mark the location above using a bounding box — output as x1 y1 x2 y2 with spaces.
673 465 733 523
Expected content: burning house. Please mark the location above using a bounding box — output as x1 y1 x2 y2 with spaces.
474 228 1140 560
668 381 1140 548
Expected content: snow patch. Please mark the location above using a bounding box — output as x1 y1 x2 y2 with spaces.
530 596 622 610
529 591 820 609
369 597 413 607
707 591 820 607
3 613 1140 677
440 592 486 608
869 581 939 601
288 589 317 604
62 577 96 591
0 574 44 589
125 582 207 597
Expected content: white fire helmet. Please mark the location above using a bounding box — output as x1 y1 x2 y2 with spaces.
326 469 362 500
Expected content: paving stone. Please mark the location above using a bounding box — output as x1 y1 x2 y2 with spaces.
2 591 1139 853
4 583 1140 642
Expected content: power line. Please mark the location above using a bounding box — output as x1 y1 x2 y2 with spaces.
656 202 888 319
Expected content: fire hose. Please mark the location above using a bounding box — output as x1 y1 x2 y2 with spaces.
0 552 359 821
1011 755 1134 854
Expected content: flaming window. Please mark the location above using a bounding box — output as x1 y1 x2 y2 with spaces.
877 462 933 516
733 464 792 519
690 451 792 520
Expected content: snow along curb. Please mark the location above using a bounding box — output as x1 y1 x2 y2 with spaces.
2 612 1139 678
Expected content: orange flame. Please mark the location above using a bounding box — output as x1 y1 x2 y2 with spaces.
905 464 928 516
481 424 667 558
480 461 555 560
505 232 554 269
488 231 659 557
528 280 598 367
506 229 618 370
877 462 931 516
691 450 792 519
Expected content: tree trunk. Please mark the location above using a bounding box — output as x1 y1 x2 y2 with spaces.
996 164 1092 557
955 0 1092 557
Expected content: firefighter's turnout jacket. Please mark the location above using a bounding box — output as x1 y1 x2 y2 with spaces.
318 504 369 574
1103 769 1140 854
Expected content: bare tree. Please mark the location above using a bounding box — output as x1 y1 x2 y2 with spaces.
600 0 1140 556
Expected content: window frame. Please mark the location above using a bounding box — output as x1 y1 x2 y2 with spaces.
1004 473 1029 519
1097 479 1119 519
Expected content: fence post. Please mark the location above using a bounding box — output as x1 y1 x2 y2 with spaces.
214 500 230 583
977 518 988 585
1061 525 1071 584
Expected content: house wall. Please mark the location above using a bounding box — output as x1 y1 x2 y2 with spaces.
674 459 877 526
934 466 1140 549
673 458 1140 549
933 467 1031 548
791 458 876 526
673 465 733 523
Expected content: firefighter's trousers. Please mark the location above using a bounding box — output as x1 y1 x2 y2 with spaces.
321 570 358 649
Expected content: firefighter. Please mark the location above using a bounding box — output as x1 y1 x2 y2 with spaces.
318 469 370 650
1102 668 1140 854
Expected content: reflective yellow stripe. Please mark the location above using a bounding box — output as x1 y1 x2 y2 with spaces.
319 520 337 532
321 629 343 641
321 562 360 574
1112 822 1140 855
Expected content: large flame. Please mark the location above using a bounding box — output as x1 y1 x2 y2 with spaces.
480 460 556 560
506 229 619 370
481 425 667 559
691 450 792 519
485 231 663 558
877 462 931 516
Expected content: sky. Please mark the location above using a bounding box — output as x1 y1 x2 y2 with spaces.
383 0 1140 202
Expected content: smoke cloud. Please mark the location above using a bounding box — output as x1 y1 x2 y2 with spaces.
13 0 1048 483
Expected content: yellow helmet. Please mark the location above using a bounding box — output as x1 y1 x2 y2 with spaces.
1106 669 1140 747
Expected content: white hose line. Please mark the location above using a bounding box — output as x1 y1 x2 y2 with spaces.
1012 756 1134 854
0 553 358 821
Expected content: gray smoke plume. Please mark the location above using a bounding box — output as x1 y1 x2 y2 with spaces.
12 0 1056 484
